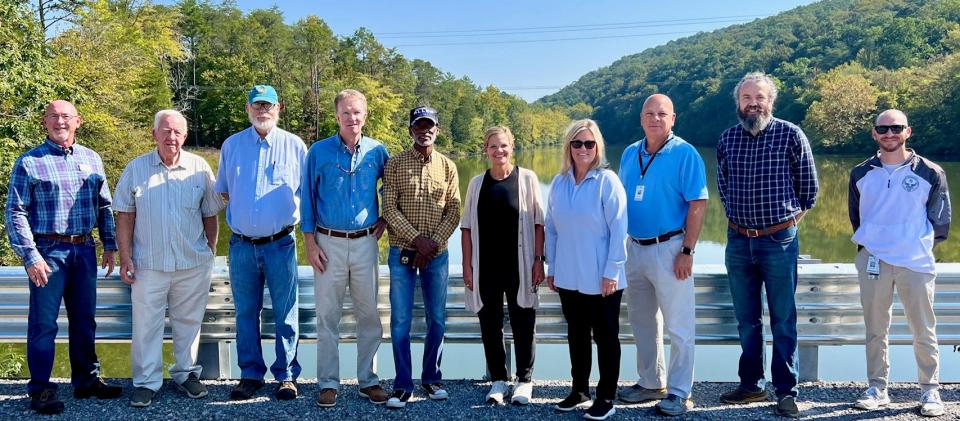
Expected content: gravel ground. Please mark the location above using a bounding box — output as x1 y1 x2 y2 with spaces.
0 379 956 420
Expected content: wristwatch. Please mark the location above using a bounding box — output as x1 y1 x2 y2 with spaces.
680 246 695 256
534 255 547 262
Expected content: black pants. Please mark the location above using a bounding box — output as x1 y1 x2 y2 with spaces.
558 287 623 400
477 273 536 382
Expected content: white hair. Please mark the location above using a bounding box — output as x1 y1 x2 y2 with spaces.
153 109 187 130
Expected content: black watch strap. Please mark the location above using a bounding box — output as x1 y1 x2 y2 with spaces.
680 246 695 256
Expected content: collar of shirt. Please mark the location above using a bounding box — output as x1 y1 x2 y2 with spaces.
43 138 73 156
250 125 276 146
406 147 433 164
150 149 185 170
565 167 601 182
639 132 676 157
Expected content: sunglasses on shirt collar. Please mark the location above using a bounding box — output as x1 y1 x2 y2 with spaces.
570 140 597 149
874 125 907 135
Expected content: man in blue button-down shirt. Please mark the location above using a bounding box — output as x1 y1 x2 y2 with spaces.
215 85 307 401
5 100 122 414
300 89 389 407
717 72 818 418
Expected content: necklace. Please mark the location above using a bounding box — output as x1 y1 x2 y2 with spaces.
490 165 514 181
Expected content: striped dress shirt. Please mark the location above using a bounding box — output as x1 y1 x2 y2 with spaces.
5 139 117 266
114 150 225 272
717 118 819 229
382 147 461 253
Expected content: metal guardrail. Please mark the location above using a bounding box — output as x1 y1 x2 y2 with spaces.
0 262 958 380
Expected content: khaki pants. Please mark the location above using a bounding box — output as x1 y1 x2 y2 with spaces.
313 232 382 389
856 248 939 391
625 236 696 399
131 260 213 391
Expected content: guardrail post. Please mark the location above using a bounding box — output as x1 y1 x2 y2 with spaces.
798 344 819 382
198 340 232 379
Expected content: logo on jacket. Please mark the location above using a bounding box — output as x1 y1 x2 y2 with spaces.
902 176 919 192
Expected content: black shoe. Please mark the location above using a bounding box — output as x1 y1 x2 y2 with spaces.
275 381 297 400
720 386 768 404
584 399 616 420
386 389 412 409
230 378 264 400
775 395 800 418
30 389 64 415
555 391 591 412
73 377 123 399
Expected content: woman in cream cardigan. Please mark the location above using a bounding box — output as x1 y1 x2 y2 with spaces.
460 126 545 406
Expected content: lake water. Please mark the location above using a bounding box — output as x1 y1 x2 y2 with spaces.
16 145 960 383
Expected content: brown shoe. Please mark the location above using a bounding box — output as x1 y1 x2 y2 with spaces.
359 385 389 404
316 388 337 407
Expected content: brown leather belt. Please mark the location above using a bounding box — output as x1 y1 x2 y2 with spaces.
35 233 92 244
317 225 376 239
235 225 294 245
631 229 684 246
729 219 796 238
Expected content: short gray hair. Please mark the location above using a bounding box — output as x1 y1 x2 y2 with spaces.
733 72 778 104
153 109 187 130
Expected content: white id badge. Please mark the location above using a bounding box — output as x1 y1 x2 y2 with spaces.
634 185 645 202
867 255 880 279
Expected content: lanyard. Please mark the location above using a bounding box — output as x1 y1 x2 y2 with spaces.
638 137 670 180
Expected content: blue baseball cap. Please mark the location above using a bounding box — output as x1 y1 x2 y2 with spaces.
409 106 439 127
248 85 278 104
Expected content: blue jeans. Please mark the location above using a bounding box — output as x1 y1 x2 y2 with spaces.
229 233 301 381
388 247 448 391
725 225 800 397
27 239 100 395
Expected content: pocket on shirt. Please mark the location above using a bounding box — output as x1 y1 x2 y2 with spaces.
270 164 290 185
428 178 448 206
181 184 204 210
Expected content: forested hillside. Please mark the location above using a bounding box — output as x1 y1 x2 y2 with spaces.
0 0 585 265
539 0 960 155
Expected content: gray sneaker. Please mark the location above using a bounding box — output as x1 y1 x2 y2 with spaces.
920 389 945 417
618 384 667 403
129 387 155 408
656 394 694 416
176 373 208 399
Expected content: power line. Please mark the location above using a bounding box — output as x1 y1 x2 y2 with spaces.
377 17 756 39
374 14 765 36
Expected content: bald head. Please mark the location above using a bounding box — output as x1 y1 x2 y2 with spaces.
874 109 908 127
640 93 676 145
43 100 82 147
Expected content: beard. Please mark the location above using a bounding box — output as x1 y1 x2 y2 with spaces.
878 137 905 153
249 115 277 133
737 105 773 133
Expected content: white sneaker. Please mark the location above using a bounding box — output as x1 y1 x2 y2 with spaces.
511 382 533 405
854 386 890 410
486 381 508 404
920 389 945 417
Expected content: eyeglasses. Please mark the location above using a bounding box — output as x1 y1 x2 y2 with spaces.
250 102 277 112
570 140 597 149
45 114 78 121
874 125 907 134
158 128 186 137
336 143 359 174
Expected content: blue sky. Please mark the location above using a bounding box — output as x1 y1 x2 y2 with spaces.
164 0 819 102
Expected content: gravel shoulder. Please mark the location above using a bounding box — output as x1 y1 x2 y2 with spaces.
0 379 956 420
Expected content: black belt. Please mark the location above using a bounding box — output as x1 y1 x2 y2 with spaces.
316 225 376 239
631 229 684 246
235 226 293 245
35 233 92 244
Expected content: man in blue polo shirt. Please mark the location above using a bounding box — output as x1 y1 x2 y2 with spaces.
215 85 307 401
301 89 390 407
617 94 707 417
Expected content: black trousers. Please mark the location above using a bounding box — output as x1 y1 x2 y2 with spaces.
558 287 623 400
477 273 536 382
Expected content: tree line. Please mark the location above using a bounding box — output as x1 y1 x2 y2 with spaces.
539 0 960 156
0 0 587 265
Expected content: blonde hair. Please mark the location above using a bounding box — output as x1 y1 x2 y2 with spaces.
334 89 367 110
560 119 607 175
483 125 515 148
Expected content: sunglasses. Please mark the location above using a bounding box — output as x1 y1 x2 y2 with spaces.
874 125 907 135
570 140 597 149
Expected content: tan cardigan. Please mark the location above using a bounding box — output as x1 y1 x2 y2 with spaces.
460 167 545 313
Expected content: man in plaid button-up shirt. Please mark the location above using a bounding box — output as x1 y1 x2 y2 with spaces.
717 73 818 418
382 106 460 408
5 100 122 414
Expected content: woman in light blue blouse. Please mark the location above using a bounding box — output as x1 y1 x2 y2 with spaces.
545 119 628 420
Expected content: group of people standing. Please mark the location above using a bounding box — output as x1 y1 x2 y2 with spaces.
5 71 950 420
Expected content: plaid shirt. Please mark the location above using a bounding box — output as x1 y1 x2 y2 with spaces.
717 118 819 229
5 139 117 266
382 147 460 253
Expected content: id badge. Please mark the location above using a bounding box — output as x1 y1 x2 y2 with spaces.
867 255 880 280
634 185 645 202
